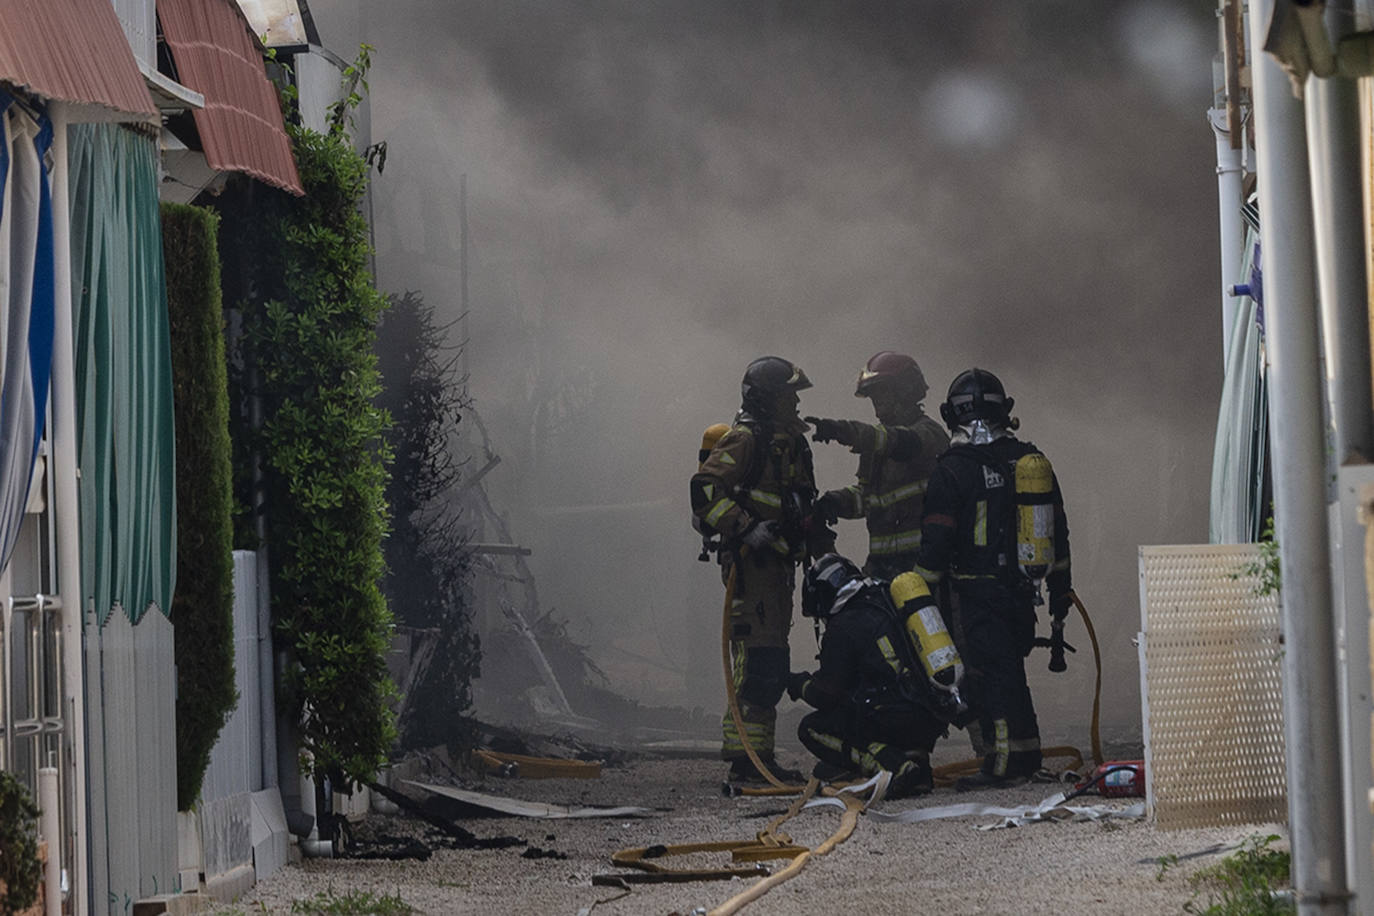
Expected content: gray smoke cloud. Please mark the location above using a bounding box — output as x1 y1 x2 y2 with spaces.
314 0 1220 749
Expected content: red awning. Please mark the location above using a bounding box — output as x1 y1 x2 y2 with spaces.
158 0 303 195
0 0 157 120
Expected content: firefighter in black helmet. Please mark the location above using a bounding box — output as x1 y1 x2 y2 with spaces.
805 351 949 580
787 553 958 798
691 356 835 783
913 368 1073 790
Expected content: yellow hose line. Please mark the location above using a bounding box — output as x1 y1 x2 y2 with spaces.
708 787 865 916
721 562 804 792
1071 591 1105 766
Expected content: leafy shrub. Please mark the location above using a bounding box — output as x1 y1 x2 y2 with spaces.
0 771 40 915
1185 834 1293 915
223 46 397 785
290 888 413 915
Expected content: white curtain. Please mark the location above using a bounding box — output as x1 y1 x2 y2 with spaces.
1209 224 1268 544
0 95 56 572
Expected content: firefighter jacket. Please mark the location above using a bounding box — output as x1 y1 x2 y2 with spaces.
913 436 1072 601
819 413 949 564
792 583 928 714
691 414 820 560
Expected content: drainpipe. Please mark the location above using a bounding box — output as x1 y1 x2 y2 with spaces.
1212 1 1247 360
1248 2 1351 913
47 103 87 916
1211 100 1245 359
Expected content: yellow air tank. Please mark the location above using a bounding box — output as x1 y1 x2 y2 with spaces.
699 423 731 467
1014 452 1055 582
889 572 963 691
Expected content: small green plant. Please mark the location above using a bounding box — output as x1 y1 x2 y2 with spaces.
290 888 413 915
1155 852 1178 882
1239 517 1281 598
0 771 41 916
1184 833 1292 915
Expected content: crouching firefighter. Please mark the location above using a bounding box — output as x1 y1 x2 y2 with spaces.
788 554 968 798
913 368 1073 790
691 356 835 784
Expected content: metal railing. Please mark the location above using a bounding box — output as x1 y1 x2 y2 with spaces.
1 593 65 793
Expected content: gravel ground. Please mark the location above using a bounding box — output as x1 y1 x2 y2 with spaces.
204 747 1285 916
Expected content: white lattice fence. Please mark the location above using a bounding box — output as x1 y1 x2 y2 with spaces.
1138 544 1287 830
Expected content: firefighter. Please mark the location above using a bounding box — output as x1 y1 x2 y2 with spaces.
691 356 833 783
913 368 1072 790
787 553 958 798
805 351 949 580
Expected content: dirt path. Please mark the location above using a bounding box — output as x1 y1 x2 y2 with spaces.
206 753 1282 915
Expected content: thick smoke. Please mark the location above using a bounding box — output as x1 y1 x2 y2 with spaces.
314 0 1220 749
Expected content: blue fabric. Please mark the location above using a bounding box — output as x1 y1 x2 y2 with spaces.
0 92 55 574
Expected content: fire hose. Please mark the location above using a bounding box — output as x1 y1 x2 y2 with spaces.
602 573 1106 912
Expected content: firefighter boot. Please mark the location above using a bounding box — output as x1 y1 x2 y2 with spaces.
887 760 934 799
728 755 805 785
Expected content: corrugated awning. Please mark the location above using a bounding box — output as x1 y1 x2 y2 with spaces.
158 0 303 195
0 0 157 121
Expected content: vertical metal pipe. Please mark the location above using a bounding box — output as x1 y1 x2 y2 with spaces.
1309 2 1374 909
3 595 12 771
1214 2 1247 360
1248 2 1352 912
39 765 60 916
47 104 87 916
1213 105 1245 356
1309 3 1374 463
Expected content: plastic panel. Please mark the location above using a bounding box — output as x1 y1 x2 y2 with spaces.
1139 544 1287 830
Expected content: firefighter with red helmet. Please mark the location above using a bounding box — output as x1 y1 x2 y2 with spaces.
805 351 949 580
913 368 1073 790
691 356 835 783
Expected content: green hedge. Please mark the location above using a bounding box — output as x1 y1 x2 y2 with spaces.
161 203 238 811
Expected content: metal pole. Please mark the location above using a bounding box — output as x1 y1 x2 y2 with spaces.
1248 2 1351 912
1309 2 1374 464
1214 0 1248 360
47 104 88 916
459 172 469 382
1307 3 1374 909
1211 97 1246 359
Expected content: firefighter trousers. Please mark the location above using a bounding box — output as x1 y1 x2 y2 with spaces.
797 702 940 777
720 551 795 761
954 582 1042 778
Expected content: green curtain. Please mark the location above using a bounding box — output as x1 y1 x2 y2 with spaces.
67 124 176 625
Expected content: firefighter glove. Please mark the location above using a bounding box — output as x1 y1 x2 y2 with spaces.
1049 589 1074 623
805 417 854 446
814 491 842 524
742 519 784 552
786 671 810 702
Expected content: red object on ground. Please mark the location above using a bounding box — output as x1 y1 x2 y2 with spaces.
1078 760 1145 797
